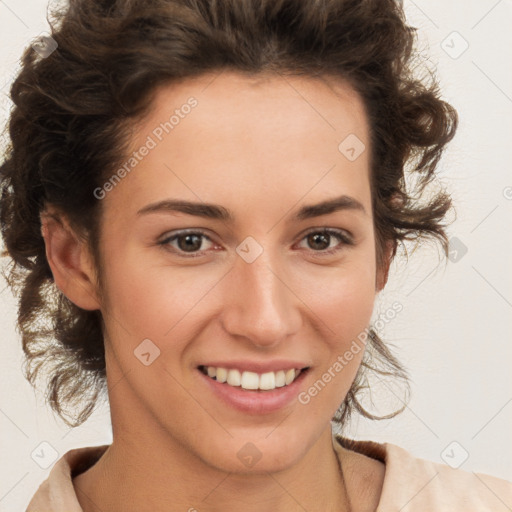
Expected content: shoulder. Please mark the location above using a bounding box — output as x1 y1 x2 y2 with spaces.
25 444 109 511
333 435 386 512
333 434 512 512
382 441 512 511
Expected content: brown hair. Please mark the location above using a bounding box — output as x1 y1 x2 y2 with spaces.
0 0 457 428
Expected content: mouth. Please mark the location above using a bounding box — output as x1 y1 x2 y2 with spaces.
198 365 310 392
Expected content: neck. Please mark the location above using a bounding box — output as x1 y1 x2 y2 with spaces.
73 427 351 512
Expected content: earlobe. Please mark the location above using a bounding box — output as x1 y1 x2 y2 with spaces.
376 239 395 292
40 209 101 311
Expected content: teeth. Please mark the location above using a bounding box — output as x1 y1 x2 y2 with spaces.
201 366 304 391
215 366 228 382
275 370 286 387
227 369 241 387
259 372 275 390
241 371 259 390
216 367 227 383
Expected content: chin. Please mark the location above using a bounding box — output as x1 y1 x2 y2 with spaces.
193 427 314 475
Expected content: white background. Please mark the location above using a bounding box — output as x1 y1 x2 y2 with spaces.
1 0 511 509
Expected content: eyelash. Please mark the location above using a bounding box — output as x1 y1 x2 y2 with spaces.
158 228 354 258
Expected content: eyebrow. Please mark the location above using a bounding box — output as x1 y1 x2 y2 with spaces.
136 194 367 221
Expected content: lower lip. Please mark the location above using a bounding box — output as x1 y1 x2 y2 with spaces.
197 368 310 415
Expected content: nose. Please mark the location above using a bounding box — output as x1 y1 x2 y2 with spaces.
219 247 302 349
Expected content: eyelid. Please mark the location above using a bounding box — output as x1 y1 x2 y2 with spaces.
158 228 212 244
294 227 354 255
158 227 354 257
158 228 217 256
299 226 354 243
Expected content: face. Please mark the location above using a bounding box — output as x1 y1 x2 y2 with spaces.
95 70 385 473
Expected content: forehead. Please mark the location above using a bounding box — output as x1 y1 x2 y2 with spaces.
106 70 372 222
146 70 368 140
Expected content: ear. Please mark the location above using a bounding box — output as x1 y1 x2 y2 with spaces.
375 239 395 293
40 207 101 311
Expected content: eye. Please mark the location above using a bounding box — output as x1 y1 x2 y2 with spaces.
296 228 354 255
158 230 216 257
158 227 354 258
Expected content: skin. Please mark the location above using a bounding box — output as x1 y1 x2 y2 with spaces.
42 70 391 511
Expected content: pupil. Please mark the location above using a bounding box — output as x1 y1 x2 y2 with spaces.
179 234 202 252
309 233 329 250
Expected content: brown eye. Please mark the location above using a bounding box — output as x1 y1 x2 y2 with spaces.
159 230 215 257
307 232 331 250
175 233 204 252
298 229 353 255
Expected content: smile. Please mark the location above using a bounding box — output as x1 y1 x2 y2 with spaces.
198 365 308 391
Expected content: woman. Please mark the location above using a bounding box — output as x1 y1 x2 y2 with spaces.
1 0 510 510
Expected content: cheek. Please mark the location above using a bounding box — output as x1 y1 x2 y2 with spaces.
298 252 377 342
99 249 228 366
101 235 377 355
295 269 375 419
326 277 375 344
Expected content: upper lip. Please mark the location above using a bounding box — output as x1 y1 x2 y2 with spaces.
198 360 311 373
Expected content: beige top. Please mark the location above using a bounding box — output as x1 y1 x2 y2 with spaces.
26 434 512 511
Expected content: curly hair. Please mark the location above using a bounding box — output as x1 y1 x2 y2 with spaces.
0 0 458 428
